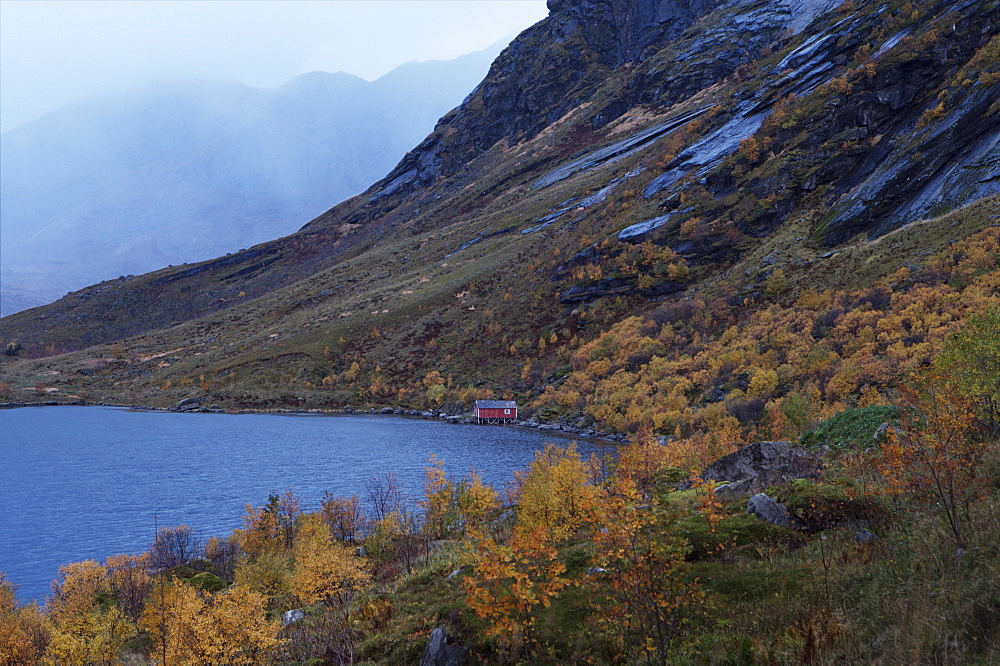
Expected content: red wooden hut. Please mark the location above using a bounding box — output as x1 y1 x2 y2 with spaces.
475 400 518 424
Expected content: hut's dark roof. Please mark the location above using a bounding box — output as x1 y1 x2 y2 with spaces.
475 400 517 409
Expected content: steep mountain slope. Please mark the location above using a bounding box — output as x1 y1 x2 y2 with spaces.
0 0 997 429
0 47 499 316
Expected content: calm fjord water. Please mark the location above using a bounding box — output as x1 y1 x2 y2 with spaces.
1 406 603 603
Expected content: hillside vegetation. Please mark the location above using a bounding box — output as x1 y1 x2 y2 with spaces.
1 0 999 661
0 0 996 424
2 310 998 662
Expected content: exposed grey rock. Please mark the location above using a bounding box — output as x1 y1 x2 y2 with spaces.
372 0 763 200
586 567 608 576
560 276 685 304
421 627 468 666
694 441 818 496
644 110 769 196
747 493 802 529
492 508 518 531
171 397 201 411
825 96 1000 244
856 529 879 545
524 168 645 235
445 565 474 581
533 107 708 189
446 226 515 257
282 609 305 626
617 214 672 243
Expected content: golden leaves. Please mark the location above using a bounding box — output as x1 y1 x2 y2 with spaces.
140 580 282 665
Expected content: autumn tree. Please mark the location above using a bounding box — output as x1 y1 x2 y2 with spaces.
204 535 240 583
765 268 788 297
456 468 500 533
0 573 49 664
190 585 283 664
615 429 672 492
463 525 568 661
933 309 1000 437
272 489 302 550
291 515 370 617
140 579 282 664
364 472 404 523
319 492 366 543
421 456 500 539
586 477 702 663
877 369 985 547
234 550 294 612
140 578 199 665
422 454 456 539
514 443 597 541
237 502 281 558
366 507 421 574
105 553 151 622
150 524 201 570
44 559 134 664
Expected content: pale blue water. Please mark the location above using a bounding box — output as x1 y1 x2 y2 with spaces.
0 406 606 603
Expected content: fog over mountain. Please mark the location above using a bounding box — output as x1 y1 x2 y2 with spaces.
0 46 500 316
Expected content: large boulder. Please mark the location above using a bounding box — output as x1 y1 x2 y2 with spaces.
747 493 807 530
421 627 468 666
171 397 202 411
695 441 818 496
282 609 305 627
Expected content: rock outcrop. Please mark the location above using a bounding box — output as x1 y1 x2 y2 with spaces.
371 0 810 201
694 441 818 495
420 627 468 666
747 493 808 530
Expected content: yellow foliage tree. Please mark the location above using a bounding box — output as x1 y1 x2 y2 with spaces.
586 476 702 661
421 456 500 539
514 443 597 542
876 369 984 547
45 560 133 664
463 525 567 661
236 503 281 558
234 549 294 612
421 454 455 539
616 430 672 491
457 468 500 532
291 514 371 617
140 579 282 665
0 573 49 665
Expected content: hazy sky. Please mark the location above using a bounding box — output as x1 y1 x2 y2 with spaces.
0 0 549 133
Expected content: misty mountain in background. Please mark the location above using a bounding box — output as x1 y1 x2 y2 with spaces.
0 46 501 316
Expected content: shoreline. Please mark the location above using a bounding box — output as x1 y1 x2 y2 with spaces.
0 399 628 443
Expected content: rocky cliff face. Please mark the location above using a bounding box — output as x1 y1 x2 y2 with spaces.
370 0 858 204
545 0 718 66
373 0 741 199
372 0 996 252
